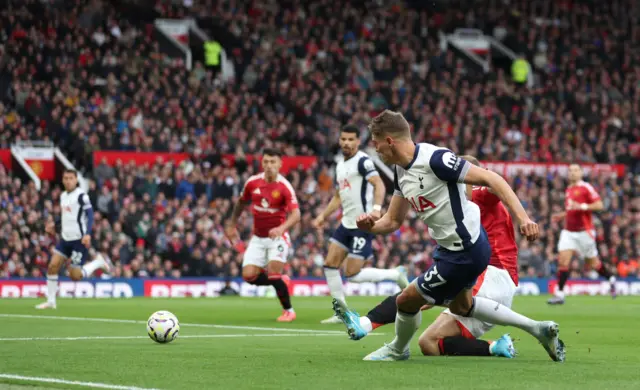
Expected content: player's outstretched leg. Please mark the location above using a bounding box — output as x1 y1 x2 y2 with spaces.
588 257 616 298
363 284 423 361
333 293 400 340
321 243 349 324
459 296 565 362
266 261 295 322
418 313 516 358
80 252 114 278
346 261 409 290
548 266 569 305
36 253 65 309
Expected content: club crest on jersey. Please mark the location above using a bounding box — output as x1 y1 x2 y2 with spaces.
339 179 351 190
272 190 280 199
408 196 436 212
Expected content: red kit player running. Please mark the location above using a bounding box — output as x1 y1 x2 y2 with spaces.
227 148 301 322
548 164 615 305
333 156 564 360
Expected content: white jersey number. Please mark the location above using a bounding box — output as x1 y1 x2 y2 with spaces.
352 237 367 253
70 251 83 265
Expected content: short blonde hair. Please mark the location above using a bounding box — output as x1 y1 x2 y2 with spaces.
460 155 480 167
368 110 411 139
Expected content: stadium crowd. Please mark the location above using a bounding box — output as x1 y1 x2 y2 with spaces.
0 0 638 280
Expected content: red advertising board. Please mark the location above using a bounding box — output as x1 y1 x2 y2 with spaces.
483 161 626 178
93 151 190 167
93 151 318 175
0 149 11 170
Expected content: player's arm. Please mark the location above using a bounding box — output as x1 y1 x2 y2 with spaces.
462 164 538 240
360 195 409 234
357 167 409 234
360 157 385 219
312 189 341 228
368 174 386 219
226 180 252 241
80 193 94 247
429 149 538 240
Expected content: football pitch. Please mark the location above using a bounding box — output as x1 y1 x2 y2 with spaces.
0 296 638 390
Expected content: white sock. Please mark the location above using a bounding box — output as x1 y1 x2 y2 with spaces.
349 268 400 283
287 308 295 313
359 316 373 333
81 258 105 278
46 275 58 305
555 289 565 299
389 310 422 353
324 267 346 304
471 297 538 336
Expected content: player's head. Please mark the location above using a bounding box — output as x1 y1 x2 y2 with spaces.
368 110 412 165
460 155 481 167
261 148 282 179
339 124 360 158
62 169 78 191
568 164 583 184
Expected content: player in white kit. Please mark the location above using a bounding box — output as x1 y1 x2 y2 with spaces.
36 169 113 309
353 110 564 362
313 125 409 324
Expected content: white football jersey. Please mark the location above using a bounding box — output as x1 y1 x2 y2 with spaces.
394 143 481 251
60 187 92 241
335 151 379 229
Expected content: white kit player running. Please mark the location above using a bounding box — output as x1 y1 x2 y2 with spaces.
353 110 564 362
313 124 409 325
36 169 113 309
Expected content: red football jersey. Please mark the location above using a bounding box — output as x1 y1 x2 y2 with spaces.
564 181 600 232
472 186 519 285
241 173 299 238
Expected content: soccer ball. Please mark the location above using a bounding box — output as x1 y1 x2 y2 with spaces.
147 311 180 344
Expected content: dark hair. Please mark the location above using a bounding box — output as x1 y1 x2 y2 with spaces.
63 169 78 177
262 148 282 158
341 124 360 137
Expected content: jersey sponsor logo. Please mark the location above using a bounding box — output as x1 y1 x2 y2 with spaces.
260 198 270 208
339 179 351 190
408 195 436 212
442 152 460 170
63 206 72 213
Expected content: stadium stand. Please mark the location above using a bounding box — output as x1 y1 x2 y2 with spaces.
0 0 638 280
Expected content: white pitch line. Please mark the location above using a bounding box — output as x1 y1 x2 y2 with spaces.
0 314 347 334
0 333 379 342
0 373 159 390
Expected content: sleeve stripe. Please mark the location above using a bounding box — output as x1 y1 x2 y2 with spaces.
393 190 404 198
365 171 379 180
457 160 471 183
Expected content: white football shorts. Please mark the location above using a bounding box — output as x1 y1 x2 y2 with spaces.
557 229 598 259
242 233 290 268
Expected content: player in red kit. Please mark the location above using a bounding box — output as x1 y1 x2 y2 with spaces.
332 156 560 360
548 164 615 305
226 148 301 322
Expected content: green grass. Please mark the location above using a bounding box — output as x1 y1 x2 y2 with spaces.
0 296 638 390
